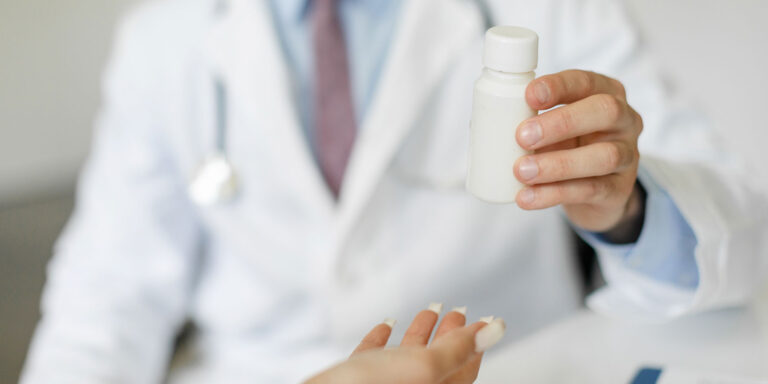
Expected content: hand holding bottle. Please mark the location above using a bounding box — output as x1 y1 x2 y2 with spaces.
515 70 644 236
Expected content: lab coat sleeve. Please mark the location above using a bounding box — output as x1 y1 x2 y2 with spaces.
577 166 700 290
551 0 768 320
20 9 202 384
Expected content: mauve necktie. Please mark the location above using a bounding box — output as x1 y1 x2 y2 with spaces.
312 0 357 198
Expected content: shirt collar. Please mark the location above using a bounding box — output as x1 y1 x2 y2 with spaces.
279 0 392 21
280 0 308 21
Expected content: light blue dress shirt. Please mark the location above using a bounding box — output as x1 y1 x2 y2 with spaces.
267 0 700 290
267 0 401 152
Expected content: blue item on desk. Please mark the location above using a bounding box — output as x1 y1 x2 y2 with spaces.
632 367 663 384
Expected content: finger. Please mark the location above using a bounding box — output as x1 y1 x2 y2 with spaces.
433 307 467 340
526 69 626 110
428 321 486 380
517 93 636 151
516 176 624 210
400 303 443 347
531 137 578 154
515 141 635 185
428 318 506 381
351 320 395 355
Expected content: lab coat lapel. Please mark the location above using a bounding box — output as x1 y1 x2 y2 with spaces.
324 0 485 337
202 0 334 214
336 0 483 236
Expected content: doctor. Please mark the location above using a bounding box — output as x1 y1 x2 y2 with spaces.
22 0 768 383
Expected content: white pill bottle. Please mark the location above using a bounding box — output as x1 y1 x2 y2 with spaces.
466 26 538 203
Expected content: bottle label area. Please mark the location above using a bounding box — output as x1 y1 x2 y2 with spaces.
466 87 535 204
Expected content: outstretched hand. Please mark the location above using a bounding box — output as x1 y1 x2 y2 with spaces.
305 305 506 384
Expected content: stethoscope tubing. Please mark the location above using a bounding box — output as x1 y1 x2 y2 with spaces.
214 76 227 155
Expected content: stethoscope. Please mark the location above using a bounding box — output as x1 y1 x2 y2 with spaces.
188 0 495 206
188 77 240 206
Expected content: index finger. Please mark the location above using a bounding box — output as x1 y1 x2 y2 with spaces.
351 321 395 355
433 307 467 340
526 70 626 110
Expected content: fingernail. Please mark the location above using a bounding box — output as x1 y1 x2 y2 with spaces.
383 318 397 328
428 302 444 315
517 157 539 181
450 306 467 315
479 316 494 324
534 82 550 104
475 318 506 353
518 188 536 205
518 121 543 148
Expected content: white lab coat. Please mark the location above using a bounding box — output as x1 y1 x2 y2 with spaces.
21 0 768 383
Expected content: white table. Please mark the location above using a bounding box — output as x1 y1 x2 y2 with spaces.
478 298 768 383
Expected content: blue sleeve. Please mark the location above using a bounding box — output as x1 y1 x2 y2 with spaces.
577 167 700 289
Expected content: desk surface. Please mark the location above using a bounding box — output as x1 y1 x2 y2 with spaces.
478 301 768 383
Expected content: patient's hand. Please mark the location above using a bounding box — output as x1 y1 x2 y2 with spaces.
304 306 506 384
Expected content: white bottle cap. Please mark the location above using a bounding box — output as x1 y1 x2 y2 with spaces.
483 26 538 73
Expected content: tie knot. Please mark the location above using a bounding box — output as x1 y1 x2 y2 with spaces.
312 0 341 23
314 0 337 10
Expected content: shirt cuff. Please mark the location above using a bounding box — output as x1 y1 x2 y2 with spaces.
576 166 700 290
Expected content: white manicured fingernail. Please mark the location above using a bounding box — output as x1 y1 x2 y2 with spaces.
475 318 506 353
383 318 397 328
479 316 494 324
450 306 467 315
428 302 444 315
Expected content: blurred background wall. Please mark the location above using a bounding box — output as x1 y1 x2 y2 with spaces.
0 0 138 204
0 0 138 381
1 0 767 382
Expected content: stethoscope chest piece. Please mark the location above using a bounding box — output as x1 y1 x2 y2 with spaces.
189 153 239 206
